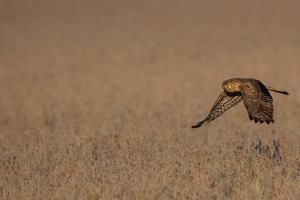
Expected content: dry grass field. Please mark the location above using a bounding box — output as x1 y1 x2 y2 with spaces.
1 0 300 199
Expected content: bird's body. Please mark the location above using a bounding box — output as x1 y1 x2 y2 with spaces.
191 78 289 128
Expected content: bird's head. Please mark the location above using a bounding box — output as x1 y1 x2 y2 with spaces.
222 80 239 93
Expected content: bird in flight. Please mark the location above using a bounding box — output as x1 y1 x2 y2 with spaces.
191 78 289 128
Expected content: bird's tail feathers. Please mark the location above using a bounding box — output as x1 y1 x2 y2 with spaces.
265 85 289 95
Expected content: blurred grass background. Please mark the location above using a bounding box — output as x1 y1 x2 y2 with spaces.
0 0 300 199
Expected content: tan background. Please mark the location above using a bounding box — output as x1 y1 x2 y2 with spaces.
1 0 300 199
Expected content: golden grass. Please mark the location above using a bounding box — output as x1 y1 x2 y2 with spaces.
1 0 300 199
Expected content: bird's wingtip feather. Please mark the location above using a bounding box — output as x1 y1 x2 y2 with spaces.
191 120 206 128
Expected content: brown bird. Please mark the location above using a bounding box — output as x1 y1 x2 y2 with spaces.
191 78 289 128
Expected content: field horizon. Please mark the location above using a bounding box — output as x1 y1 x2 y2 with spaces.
1 0 300 199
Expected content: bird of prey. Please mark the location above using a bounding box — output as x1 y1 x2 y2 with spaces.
191 78 289 128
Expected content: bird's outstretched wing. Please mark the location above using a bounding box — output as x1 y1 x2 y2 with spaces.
239 80 274 124
191 91 242 128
